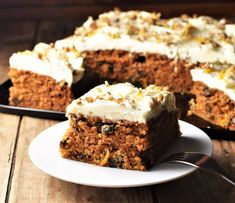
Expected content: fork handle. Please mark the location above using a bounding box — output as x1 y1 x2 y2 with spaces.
170 159 235 186
201 158 235 186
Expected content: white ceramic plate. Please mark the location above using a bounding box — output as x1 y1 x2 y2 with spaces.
29 120 212 188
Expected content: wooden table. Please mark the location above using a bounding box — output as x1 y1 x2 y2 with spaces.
0 17 235 203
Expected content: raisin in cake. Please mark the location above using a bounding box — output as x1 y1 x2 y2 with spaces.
60 82 180 171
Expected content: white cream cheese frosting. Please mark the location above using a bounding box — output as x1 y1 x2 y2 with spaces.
9 42 84 86
73 10 235 64
191 65 235 101
11 10 235 67
66 82 176 123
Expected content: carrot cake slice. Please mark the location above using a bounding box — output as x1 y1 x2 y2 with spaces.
71 10 235 92
59 82 180 171
9 42 84 111
189 64 235 131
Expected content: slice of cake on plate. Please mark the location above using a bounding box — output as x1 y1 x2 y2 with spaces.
189 64 235 131
59 82 181 171
9 42 84 111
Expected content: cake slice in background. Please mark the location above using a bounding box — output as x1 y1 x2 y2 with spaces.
8 9 235 131
8 42 85 111
73 10 235 92
59 82 181 171
189 64 235 131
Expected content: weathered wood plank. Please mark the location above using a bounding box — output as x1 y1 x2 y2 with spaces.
154 140 235 203
0 21 36 202
1 3 235 20
7 117 155 203
7 117 59 203
155 170 235 203
0 114 20 203
68 186 155 203
212 140 235 181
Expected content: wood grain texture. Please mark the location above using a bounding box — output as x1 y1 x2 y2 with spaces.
0 21 35 203
155 169 235 203
212 140 235 181
70 186 155 203
0 114 20 203
7 117 59 203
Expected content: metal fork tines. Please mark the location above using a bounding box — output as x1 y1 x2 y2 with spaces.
161 152 235 186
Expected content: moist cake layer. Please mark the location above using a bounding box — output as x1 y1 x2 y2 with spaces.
83 50 194 92
60 110 180 171
189 81 235 131
9 68 74 111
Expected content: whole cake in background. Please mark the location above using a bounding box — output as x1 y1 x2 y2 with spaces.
60 82 181 170
9 9 235 131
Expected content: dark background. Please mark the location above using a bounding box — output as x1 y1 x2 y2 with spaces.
1 0 235 42
1 0 235 41
1 0 235 21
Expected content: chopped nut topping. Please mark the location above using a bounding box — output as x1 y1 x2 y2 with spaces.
181 24 197 38
202 63 235 90
77 99 82 104
108 95 114 101
157 94 164 102
86 97 94 103
163 86 170 91
90 21 98 30
116 98 123 104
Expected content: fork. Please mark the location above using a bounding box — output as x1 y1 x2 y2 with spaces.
161 152 235 186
